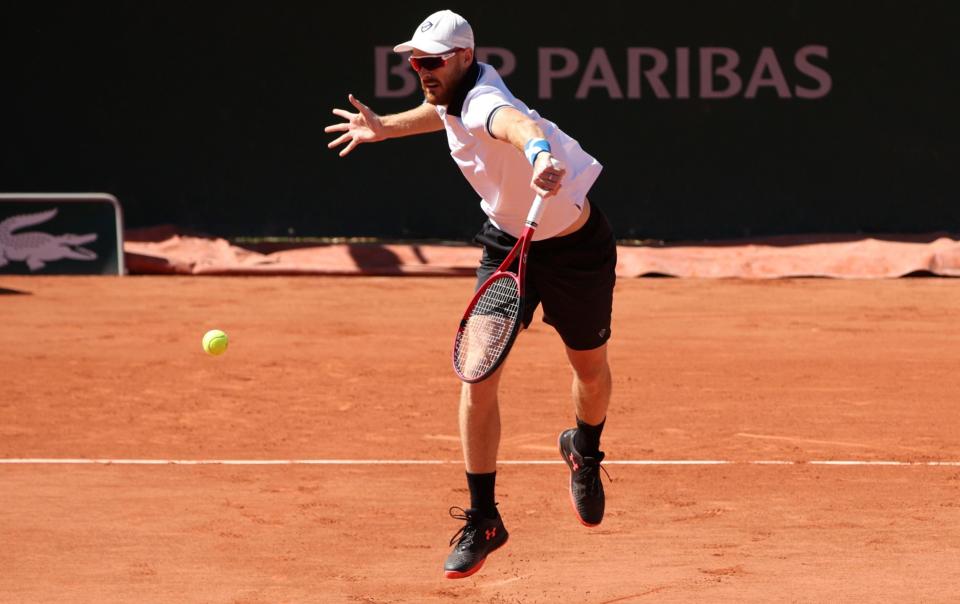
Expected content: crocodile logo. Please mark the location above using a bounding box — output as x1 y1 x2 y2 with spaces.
0 208 98 271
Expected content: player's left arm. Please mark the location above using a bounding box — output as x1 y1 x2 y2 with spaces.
489 107 565 197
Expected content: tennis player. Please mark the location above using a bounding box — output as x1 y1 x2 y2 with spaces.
326 9 616 579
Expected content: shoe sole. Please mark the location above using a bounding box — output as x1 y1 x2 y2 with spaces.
443 535 509 579
558 430 602 528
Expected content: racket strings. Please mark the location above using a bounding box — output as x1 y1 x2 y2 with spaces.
454 276 521 380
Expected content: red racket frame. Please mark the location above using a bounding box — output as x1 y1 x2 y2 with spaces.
453 194 546 383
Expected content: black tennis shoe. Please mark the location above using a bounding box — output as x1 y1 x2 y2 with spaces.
443 506 508 579
559 428 610 527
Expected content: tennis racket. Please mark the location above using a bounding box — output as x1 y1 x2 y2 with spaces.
453 176 556 383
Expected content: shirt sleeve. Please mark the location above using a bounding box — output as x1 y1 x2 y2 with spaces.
461 85 515 138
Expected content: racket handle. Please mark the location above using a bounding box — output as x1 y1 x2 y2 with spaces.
525 157 561 228
525 194 545 228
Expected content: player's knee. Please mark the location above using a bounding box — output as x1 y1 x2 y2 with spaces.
461 380 499 407
571 356 611 387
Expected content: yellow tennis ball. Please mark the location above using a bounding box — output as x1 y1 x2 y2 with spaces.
202 329 229 356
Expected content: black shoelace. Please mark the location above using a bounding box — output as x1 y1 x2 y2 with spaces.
580 452 612 495
448 506 479 548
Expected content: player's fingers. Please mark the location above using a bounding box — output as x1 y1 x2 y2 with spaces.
544 164 566 180
538 183 561 198
331 108 357 121
328 132 352 149
339 137 360 157
324 123 350 133
534 169 566 196
542 172 564 187
348 94 376 120
535 170 563 187
534 156 565 182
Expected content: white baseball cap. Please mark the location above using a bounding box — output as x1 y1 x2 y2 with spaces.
393 10 474 54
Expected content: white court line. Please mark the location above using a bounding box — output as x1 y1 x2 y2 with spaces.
0 459 959 466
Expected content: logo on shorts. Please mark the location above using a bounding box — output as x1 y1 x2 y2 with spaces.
420 20 434 32
598 328 609 339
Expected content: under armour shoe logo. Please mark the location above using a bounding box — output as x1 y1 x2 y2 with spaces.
485 527 497 540
569 453 580 471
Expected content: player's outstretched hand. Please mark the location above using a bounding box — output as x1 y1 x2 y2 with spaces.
531 154 566 198
325 94 386 157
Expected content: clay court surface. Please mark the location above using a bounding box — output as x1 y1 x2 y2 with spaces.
2 276 960 602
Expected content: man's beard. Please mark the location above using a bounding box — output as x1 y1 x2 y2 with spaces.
421 68 462 106
422 81 453 105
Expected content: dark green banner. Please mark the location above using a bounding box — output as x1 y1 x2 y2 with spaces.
1 2 957 241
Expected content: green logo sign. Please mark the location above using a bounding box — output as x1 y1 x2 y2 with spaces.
0 194 124 275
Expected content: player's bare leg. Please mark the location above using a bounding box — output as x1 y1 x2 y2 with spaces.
459 363 505 474
559 343 611 526
445 364 508 579
566 343 612 425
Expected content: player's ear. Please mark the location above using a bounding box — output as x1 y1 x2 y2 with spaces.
462 47 474 65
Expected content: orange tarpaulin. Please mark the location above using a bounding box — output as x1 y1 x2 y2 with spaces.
124 229 960 278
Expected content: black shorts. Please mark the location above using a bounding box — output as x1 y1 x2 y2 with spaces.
473 201 617 351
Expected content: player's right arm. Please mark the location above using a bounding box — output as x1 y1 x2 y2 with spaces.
325 94 443 157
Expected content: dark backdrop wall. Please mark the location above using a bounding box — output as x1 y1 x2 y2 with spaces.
2 1 957 241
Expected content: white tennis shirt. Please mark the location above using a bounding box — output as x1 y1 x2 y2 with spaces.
435 62 603 240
